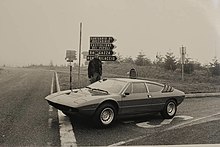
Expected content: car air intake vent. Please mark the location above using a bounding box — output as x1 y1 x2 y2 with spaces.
162 85 174 93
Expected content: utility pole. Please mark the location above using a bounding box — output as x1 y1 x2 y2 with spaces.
180 45 186 81
78 22 82 88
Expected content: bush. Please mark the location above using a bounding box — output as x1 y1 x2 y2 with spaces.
184 62 194 74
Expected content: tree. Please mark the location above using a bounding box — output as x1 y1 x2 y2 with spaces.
122 56 134 64
164 52 177 71
154 53 164 67
135 52 151 66
210 57 220 76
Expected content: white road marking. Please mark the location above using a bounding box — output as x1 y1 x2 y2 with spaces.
54 71 77 147
48 118 52 128
110 144 220 147
50 72 54 94
108 135 146 146
110 113 220 146
174 115 193 121
136 115 193 129
49 106 53 112
47 74 55 145
165 112 220 131
54 72 60 92
58 110 77 147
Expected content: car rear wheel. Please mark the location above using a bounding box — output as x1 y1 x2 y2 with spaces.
161 99 177 119
93 103 117 128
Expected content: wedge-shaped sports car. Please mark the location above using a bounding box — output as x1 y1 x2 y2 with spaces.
45 78 185 128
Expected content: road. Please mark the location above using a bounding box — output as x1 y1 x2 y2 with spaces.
0 67 220 146
0 67 60 146
69 97 220 146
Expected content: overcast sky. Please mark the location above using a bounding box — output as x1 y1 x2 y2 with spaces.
0 0 220 66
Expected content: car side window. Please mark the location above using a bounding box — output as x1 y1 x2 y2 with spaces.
133 82 147 93
124 83 132 94
147 83 163 92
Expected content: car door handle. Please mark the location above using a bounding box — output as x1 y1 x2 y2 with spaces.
147 94 152 98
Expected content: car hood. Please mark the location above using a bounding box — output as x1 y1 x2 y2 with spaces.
45 89 117 108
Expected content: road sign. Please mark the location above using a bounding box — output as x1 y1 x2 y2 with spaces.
90 43 115 50
89 36 117 62
65 50 77 62
90 37 116 43
89 50 114 55
87 55 117 61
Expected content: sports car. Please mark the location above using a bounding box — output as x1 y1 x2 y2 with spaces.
45 78 185 128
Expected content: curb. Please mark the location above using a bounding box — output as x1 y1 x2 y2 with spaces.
185 93 220 98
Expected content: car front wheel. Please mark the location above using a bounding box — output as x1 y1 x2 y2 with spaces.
161 99 177 119
93 103 116 128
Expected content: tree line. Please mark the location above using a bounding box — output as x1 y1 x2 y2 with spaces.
112 52 220 76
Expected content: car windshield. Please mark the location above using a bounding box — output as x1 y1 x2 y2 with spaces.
87 79 126 94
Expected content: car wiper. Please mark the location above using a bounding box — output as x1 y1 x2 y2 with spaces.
86 86 92 89
86 86 109 94
92 88 109 94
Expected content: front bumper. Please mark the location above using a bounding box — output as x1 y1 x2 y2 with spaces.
47 100 79 114
47 100 96 116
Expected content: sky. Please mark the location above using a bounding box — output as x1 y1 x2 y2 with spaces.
0 0 220 66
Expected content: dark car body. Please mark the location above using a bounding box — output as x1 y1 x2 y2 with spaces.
45 78 185 127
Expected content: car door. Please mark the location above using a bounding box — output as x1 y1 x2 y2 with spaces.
120 82 150 115
144 82 165 112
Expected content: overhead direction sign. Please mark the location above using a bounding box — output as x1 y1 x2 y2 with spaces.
90 37 116 43
90 43 116 50
87 55 117 61
89 50 114 55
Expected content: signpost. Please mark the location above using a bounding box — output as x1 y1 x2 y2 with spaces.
180 45 186 81
87 36 117 61
65 50 77 91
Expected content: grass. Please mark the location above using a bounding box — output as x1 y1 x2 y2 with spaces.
56 63 220 94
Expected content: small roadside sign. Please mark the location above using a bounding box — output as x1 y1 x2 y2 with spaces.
65 50 77 62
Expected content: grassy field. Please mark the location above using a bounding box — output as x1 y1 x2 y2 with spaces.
55 63 220 94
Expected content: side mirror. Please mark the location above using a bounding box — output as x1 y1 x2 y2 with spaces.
125 92 130 95
122 92 130 97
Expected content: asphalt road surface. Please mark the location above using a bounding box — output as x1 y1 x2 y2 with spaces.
70 96 220 146
0 67 60 146
1 67 220 146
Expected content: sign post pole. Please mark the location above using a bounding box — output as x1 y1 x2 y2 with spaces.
78 22 82 88
65 50 77 91
180 45 186 81
69 62 72 91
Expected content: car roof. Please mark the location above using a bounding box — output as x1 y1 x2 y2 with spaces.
108 78 164 86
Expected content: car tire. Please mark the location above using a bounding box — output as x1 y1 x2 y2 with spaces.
161 99 177 119
93 103 117 128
